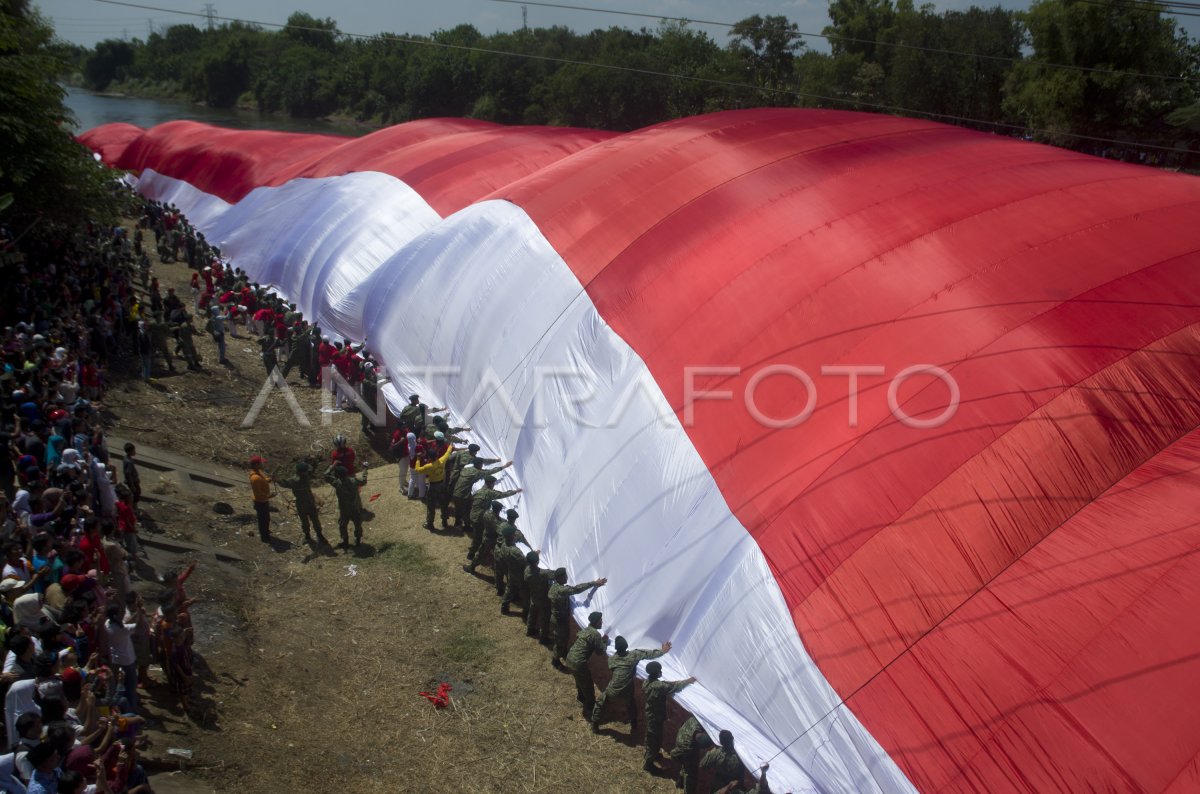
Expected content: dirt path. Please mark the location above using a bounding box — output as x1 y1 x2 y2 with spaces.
106 228 681 793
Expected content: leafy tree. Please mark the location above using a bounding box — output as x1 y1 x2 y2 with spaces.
198 23 264 107
402 30 478 120
1004 0 1196 148
135 24 203 84
825 0 898 63
0 0 122 226
652 21 742 117
886 4 1023 122
83 38 135 91
282 12 338 52
727 15 804 92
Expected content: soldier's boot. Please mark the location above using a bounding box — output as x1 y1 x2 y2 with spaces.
354 531 362 546
500 602 510 615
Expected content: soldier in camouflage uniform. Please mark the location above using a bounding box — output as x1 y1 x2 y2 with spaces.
324 463 367 549
443 442 477 500
282 323 315 384
399 394 444 435
276 461 327 548
496 523 525 609
523 551 554 641
447 442 498 487
700 730 748 792
565 610 609 720
147 315 175 373
642 662 696 772
424 414 468 443
671 716 714 794
466 477 521 559
548 569 608 669
468 475 522 527
259 332 278 376
591 637 672 734
175 312 201 370
449 453 510 532
463 500 502 572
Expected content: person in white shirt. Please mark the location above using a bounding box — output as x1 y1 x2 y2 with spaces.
104 604 141 712
4 679 39 750
2 635 36 680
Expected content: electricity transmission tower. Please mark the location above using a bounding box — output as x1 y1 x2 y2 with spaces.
202 3 216 31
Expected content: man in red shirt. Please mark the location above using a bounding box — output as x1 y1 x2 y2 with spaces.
317 337 336 387
330 434 357 476
78 517 111 575
252 307 274 336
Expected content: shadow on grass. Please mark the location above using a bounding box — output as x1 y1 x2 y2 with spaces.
352 539 438 574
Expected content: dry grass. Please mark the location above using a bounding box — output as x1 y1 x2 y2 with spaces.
107 226 680 793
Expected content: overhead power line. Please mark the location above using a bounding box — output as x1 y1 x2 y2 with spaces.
488 0 1199 84
86 0 1197 156
1076 0 1200 16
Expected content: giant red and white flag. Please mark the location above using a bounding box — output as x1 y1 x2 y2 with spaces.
82 111 1200 793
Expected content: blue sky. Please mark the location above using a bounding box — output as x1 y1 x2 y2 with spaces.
40 0 1200 50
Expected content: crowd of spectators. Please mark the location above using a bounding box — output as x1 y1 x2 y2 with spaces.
0 209 200 792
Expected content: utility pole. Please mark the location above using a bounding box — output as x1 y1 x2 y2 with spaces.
203 3 216 31
521 4 528 31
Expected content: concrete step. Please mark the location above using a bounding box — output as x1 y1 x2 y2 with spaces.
109 436 243 498
140 534 246 564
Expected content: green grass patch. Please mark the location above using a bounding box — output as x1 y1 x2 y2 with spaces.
440 621 496 670
369 539 437 575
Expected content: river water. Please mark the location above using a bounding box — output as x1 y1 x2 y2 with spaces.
63 84 371 136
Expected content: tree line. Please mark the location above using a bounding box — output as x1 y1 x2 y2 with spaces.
70 1 1200 164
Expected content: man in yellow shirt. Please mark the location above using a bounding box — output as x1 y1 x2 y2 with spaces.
248 455 274 543
414 433 454 531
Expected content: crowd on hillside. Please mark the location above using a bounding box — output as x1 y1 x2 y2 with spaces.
0 212 210 792
1 193 775 792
